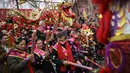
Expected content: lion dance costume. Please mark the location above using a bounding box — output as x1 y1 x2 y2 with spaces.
58 2 75 26
92 0 130 73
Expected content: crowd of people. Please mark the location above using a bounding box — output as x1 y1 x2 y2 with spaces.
0 17 105 73
0 0 130 72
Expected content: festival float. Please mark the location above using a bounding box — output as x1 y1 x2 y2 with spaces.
92 0 130 73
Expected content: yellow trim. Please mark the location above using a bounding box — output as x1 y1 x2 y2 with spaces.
109 34 130 42
61 46 67 52
53 48 57 51
14 49 28 54
115 26 125 36
34 52 41 57
119 9 124 18
111 48 122 69
115 8 126 36
53 43 58 51
116 5 120 11
119 16 126 27
9 49 28 59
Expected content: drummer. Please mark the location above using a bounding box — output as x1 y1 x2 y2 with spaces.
51 31 76 73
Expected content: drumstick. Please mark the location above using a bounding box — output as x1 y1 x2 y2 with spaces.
67 61 93 71
85 56 103 68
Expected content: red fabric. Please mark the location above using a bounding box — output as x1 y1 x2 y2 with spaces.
96 10 112 44
94 0 112 44
92 0 101 4
1 24 13 31
99 67 112 73
96 18 105 44
129 8 130 12
7 24 13 31
99 4 105 14
28 62 34 73
9 49 34 73
55 42 76 72
0 9 8 20
49 46 53 53
103 10 112 41
1 24 6 30
99 0 111 14
27 41 36 51
92 0 111 5
75 41 80 50
27 41 32 47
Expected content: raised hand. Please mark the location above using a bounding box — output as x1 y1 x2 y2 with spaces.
27 54 34 61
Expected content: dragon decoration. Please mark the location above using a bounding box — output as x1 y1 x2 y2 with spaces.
58 2 75 26
1 2 75 26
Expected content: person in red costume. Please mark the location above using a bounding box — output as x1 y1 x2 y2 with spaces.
92 0 130 73
92 0 113 73
51 31 76 73
92 0 112 44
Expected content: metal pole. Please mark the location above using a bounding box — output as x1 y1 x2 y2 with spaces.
75 0 79 16
16 0 19 9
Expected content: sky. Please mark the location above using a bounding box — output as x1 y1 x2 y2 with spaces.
0 0 65 9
